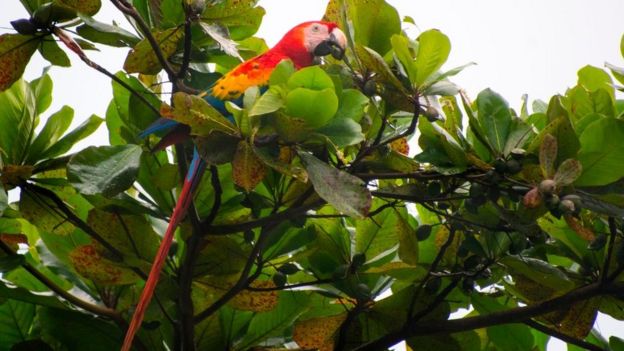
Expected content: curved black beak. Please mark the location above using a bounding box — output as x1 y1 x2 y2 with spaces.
314 27 347 60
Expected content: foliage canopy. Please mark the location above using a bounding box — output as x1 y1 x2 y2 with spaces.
1 0 624 350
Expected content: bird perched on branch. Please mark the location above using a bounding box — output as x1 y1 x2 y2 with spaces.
122 20 346 351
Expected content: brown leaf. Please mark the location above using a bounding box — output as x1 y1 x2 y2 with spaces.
69 244 139 285
0 34 39 91
293 314 347 351
554 159 582 186
232 140 266 192
230 280 278 312
124 28 183 74
556 298 600 339
166 92 238 136
564 215 596 241
539 133 557 179
0 234 28 251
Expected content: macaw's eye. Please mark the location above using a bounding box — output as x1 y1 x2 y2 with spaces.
311 24 320 32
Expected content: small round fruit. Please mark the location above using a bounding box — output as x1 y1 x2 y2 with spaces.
505 159 522 174
538 179 556 195
272 272 287 287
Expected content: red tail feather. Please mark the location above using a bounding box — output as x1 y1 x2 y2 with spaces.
121 173 196 351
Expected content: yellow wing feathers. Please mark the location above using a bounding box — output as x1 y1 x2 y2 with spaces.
211 59 273 100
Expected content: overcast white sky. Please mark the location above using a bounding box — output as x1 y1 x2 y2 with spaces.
2 0 624 349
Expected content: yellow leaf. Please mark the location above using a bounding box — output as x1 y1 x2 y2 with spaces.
230 280 278 312
165 92 238 136
390 137 410 155
69 244 139 285
0 34 39 91
124 28 183 74
56 0 101 15
232 140 266 192
293 314 347 351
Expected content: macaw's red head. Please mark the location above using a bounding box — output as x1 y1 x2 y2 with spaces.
272 21 347 68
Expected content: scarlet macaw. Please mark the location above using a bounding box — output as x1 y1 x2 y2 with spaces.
122 21 346 350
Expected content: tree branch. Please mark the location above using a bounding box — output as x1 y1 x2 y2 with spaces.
524 319 605 351
201 199 324 235
22 183 126 263
353 281 623 351
110 0 176 78
0 240 147 351
53 28 160 118
193 224 274 323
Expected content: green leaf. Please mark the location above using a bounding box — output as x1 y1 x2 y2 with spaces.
287 66 335 91
285 88 338 128
578 65 614 98
269 59 295 86
0 78 37 165
576 117 624 186
202 0 265 40
0 282 66 309
315 117 365 147
0 255 25 273
20 189 76 236
335 89 368 122
415 29 451 85
199 22 241 59
166 92 238 136
76 15 140 47
67 144 142 197
39 40 70 67
236 292 309 349
123 27 183 74
391 34 417 83
0 34 39 91
345 0 400 55
252 145 308 182
472 295 535 351
86 209 159 264
39 307 123 351
611 336 624 351
476 88 512 154
355 44 407 94
31 73 53 116
527 99 580 165
0 187 7 217
299 152 371 218
26 105 73 164
0 299 35 347
55 0 101 16
249 87 283 117
355 204 400 260
501 256 574 291
39 114 103 160
195 132 239 165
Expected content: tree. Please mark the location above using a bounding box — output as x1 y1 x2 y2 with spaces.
1 0 624 350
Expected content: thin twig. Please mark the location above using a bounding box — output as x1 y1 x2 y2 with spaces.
53 27 160 118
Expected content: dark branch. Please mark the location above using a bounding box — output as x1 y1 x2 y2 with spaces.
524 319 605 351
353 281 623 351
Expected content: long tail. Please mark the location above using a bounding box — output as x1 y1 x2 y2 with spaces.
121 150 206 351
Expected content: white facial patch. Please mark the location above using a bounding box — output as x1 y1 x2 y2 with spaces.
303 23 331 53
